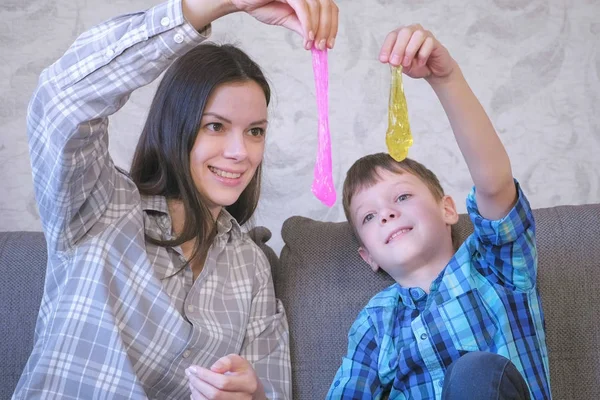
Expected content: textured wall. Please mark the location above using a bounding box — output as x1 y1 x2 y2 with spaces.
1 0 599 252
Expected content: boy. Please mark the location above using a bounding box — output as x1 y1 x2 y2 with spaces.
327 25 551 399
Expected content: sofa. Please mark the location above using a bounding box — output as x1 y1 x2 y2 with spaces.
2 202 599 399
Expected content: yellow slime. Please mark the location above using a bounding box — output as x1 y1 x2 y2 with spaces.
386 66 413 161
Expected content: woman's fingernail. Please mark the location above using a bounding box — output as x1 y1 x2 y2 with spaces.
403 56 410 66
309 30 315 41
318 39 326 50
306 40 314 50
328 37 335 48
391 54 401 64
186 366 198 376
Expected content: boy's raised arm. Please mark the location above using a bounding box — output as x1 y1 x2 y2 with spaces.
429 66 517 220
380 25 517 219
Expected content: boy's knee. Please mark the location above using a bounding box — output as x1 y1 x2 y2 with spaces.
450 351 508 372
442 352 530 400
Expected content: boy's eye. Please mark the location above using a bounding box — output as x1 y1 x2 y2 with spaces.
206 123 223 132
248 127 266 137
396 193 411 202
363 213 374 224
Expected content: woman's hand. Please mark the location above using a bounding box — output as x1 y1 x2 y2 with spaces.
232 0 339 50
182 0 338 50
187 354 267 400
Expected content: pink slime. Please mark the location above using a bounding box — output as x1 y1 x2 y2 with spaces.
311 48 336 207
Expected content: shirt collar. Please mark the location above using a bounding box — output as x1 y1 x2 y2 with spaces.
141 194 170 215
141 194 242 239
141 195 244 280
396 285 426 309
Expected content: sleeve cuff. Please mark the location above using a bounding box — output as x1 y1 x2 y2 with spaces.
146 0 211 54
466 180 535 246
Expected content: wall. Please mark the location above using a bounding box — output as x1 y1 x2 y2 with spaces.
1 0 599 252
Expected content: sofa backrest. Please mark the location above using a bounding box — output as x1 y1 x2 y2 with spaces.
276 204 600 400
3 203 600 400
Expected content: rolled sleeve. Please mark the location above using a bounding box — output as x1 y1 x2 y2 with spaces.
466 180 537 290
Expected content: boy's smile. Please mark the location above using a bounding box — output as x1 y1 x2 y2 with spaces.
351 168 458 287
385 226 413 244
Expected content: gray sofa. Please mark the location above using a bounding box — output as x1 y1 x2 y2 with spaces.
2 202 600 399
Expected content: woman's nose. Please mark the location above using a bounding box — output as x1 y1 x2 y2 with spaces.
223 131 248 161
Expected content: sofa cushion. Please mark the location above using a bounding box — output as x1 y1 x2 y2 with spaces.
534 205 600 399
0 232 47 400
277 204 600 400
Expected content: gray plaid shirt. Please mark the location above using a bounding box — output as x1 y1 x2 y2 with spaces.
13 0 291 398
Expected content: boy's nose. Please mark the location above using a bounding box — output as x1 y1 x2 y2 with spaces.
380 211 397 224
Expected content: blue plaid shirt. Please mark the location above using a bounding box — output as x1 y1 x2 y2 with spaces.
327 182 551 399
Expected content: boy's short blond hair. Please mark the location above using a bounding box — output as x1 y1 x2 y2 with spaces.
342 153 450 245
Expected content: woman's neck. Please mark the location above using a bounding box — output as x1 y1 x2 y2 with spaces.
167 198 220 280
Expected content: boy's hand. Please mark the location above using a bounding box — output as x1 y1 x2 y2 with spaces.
379 25 455 83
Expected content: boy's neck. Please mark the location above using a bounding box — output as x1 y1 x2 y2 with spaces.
392 249 454 293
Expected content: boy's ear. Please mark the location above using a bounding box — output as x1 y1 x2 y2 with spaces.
441 195 459 225
358 246 379 272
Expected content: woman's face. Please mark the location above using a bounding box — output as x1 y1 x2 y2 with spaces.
190 80 268 219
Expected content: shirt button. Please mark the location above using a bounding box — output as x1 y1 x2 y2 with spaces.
187 304 194 313
420 333 428 341
182 349 191 358
174 33 184 44
160 17 170 27
105 48 114 58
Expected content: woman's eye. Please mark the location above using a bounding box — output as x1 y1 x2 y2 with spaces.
207 123 223 132
363 214 374 224
248 127 265 137
396 194 411 202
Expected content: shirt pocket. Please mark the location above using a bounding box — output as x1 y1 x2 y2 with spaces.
438 289 498 352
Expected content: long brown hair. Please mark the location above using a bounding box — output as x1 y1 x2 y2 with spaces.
130 43 270 259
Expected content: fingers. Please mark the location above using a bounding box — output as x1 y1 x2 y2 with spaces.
188 372 244 400
190 383 208 400
288 0 338 50
266 2 305 36
379 30 399 63
286 0 312 47
402 27 428 67
379 24 433 67
210 356 233 374
416 36 435 66
210 354 249 374
327 2 339 49
186 365 257 393
314 0 338 49
305 0 320 48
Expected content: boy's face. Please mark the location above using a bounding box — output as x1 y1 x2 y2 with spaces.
350 168 457 279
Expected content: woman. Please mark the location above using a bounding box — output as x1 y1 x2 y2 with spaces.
14 0 338 398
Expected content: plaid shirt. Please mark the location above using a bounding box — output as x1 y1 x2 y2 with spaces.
327 183 551 399
14 1 291 398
